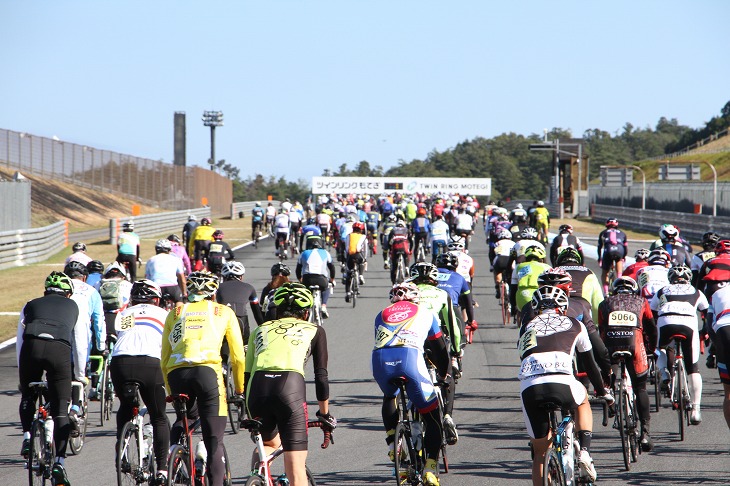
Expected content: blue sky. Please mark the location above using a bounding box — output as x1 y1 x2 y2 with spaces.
1 1 728 182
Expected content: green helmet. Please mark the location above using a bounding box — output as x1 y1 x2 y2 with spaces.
45 271 74 295
273 283 314 311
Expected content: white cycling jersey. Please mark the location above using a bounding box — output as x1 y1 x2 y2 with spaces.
454 252 474 283
637 265 670 299
711 286 730 332
650 283 708 329
275 213 290 235
113 303 168 359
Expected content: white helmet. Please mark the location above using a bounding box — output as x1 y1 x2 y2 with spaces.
221 261 246 279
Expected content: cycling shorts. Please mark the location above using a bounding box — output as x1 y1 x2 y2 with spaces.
658 323 700 374
712 326 730 384
161 284 183 304
492 255 511 275
372 347 438 413
535 220 549 232
246 371 309 451
520 375 585 439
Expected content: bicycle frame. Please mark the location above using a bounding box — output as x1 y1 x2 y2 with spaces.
27 381 54 483
308 286 323 326
667 335 692 440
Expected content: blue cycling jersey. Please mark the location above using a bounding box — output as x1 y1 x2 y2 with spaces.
435 269 470 307
301 224 322 238
252 207 264 222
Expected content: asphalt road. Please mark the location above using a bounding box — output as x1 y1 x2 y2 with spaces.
1 228 728 485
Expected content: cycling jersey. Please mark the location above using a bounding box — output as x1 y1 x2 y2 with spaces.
549 232 583 265
455 213 473 232
170 242 192 275
698 254 730 298
405 203 418 221
558 265 604 320
435 269 473 322
412 216 431 234
493 239 515 259
118 231 140 256
187 225 216 256
430 219 450 243
511 240 545 263
274 213 290 235
650 240 693 267
416 284 460 353
597 228 627 261
113 303 168 359
691 250 715 274
71 279 105 354
597 294 655 374
297 248 334 279
252 207 264 222
533 207 550 224
316 213 331 227
453 251 474 283
216 280 262 324
636 265 670 299
511 261 551 312
288 210 303 225
300 224 321 239
182 221 198 246
146 253 184 287
205 241 235 265
373 300 442 352
266 206 277 218
346 232 367 256
622 261 648 281
650 284 708 324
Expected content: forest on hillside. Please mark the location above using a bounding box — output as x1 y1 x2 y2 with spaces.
232 101 730 202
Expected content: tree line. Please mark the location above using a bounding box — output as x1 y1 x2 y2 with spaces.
232 100 730 203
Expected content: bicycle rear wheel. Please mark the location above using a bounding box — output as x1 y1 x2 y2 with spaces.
618 378 630 471
500 281 510 326
168 444 192 485
100 359 109 426
28 420 48 486
676 363 686 441
650 358 661 412
117 421 140 486
393 422 413 485
306 465 317 486
69 405 87 455
244 476 265 486
628 393 639 463
226 368 241 434
351 273 358 308
542 446 565 486
104 369 115 423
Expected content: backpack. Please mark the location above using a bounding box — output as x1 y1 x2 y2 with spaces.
99 279 124 311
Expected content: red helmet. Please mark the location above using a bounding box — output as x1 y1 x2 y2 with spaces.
352 222 365 232
715 240 730 255
213 229 224 240
606 218 619 228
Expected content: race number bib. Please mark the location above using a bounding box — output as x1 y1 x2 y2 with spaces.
115 314 135 332
608 311 638 327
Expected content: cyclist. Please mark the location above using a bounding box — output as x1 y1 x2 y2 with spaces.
549 223 584 266
487 208 512 267
388 220 411 284
372 281 449 486
636 248 671 300
519 285 613 486
344 221 368 302
168 234 192 275
708 278 730 432
509 203 528 226
622 248 650 281
698 239 730 369
597 276 657 451
85 259 104 290
299 217 322 252
274 209 291 259
245 283 335 486
261 263 293 321
429 213 450 264
511 227 544 265
117 221 141 281
435 252 476 341
288 205 303 254
98 262 133 345
110 279 170 486
64 261 105 359
533 200 550 244
182 215 199 250
17 272 82 486
651 264 708 424
265 202 277 234
381 214 398 269
161 272 245 486
510 245 551 319
296 235 336 318
650 224 693 266
493 229 516 299
189 217 216 270
448 237 475 287
204 229 235 275
316 210 333 245
691 231 720 286
453 207 475 252
597 218 628 296
554 247 605 322
217 262 264 344
65 241 93 266
146 239 187 307
411 207 431 260
251 202 265 240
366 208 381 254
410 263 460 444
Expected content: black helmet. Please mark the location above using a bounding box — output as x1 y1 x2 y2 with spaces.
64 261 89 278
86 260 104 273
306 235 323 250
435 252 459 270
270 262 291 277
555 247 582 266
168 234 181 244
409 262 439 286
72 242 87 253
130 279 163 302
612 276 639 295
702 231 720 249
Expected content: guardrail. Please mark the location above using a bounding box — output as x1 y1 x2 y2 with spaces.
0 220 67 270
231 200 281 220
591 203 730 242
110 207 211 243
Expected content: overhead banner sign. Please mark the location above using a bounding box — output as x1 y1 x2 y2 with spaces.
311 177 491 195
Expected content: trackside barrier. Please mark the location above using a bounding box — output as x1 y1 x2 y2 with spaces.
0 220 67 270
110 208 211 243
591 204 730 242
231 200 281 220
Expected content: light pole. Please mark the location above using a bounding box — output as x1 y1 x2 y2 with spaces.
202 111 224 171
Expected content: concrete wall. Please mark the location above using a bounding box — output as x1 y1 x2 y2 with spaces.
0 180 31 231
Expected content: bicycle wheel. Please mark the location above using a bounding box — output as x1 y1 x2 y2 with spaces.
628 394 640 463
306 465 317 486
542 446 565 486
244 476 265 486
676 362 686 441
226 370 241 434
28 420 48 486
100 360 108 426
650 358 661 412
618 378 630 471
69 405 87 455
351 272 358 308
500 282 509 326
104 370 115 423
393 422 413 486
168 444 192 485
117 421 140 486
222 444 232 486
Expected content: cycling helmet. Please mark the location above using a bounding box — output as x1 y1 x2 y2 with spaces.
273 282 314 311
307 217 316 225
130 279 162 302
605 218 619 229
72 242 87 252
520 227 539 240
64 260 89 278
516 203 523 209
200 217 212 226
611 276 639 295
155 239 172 253
352 222 365 232
86 260 104 273
409 262 439 286
122 221 134 231
389 281 421 303
531 285 569 313
212 229 224 240
447 238 466 252
558 224 573 233
305 235 323 250
435 252 459 270
524 245 546 262
168 234 182 244
417 207 427 216
537 267 572 292
668 264 692 284
186 271 219 300
648 248 670 266
270 262 291 277
497 229 513 241
702 232 720 249
387 214 397 223
715 239 730 255
104 261 128 278
188 215 197 222
255 202 261 207
555 247 583 266
221 261 246 280
537 200 545 207
659 224 678 241
634 248 650 262
45 271 74 295
347 214 357 223
396 221 406 228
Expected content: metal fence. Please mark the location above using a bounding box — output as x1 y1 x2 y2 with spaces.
0 220 67 270
0 128 233 214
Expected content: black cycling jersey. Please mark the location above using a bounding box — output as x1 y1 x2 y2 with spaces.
217 280 264 339
22 293 79 346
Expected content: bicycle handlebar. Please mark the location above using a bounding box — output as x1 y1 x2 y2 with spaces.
589 396 609 427
307 420 333 449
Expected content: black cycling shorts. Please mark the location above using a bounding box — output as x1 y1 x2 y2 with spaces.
521 382 582 439
601 250 625 271
712 326 730 385
493 255 511 276
246 371 309 451
161 284 183 304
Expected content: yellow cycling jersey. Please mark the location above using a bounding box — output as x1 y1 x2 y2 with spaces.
534 207 550 223
161 300 245 395
187 225 216 255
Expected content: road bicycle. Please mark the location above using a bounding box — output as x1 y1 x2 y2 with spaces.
239 417 332 485
116 382 156 486
647 353 660 413
26 381 54 486
611 351 640 471
392 253 408 285
431 241 446 264
390 376 427 486
166 394 232 486
540 397 608 486
68 379 88 455
426 359 451 473
276 233 289 261
308 285 324 326
347 264 360 308
415 241 427 264
499 278 511 327
666 334 693 441
225 362 243 435
89 345 115 426
367 230 378 258
252 221 263 249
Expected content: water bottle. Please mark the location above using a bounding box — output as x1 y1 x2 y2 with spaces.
195 441 207 478
142 424 154 457
411 420 423 451
562 420 575 486
44 417 54 445
276 474 290 486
